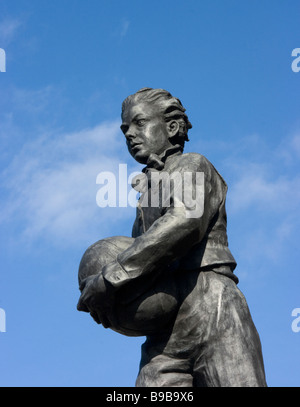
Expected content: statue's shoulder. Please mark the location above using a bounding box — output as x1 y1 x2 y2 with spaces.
175 153 227 186
175 152 212 171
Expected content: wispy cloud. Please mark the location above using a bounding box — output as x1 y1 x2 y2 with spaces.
228 165 300 214
112 18 130 40
11 85 55 113
0 120 139 248
120 19 130 38
216 132 300 272
0 85 66 162
192 130 300 276
223 133 300 214
0 18 22 44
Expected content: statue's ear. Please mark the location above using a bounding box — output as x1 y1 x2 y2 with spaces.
167 120 180 139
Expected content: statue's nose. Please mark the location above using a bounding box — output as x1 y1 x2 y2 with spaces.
125 132 137 146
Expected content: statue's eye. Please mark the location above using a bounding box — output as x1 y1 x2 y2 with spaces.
136 119 146 127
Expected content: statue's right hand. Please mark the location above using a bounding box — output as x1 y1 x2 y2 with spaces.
77 274 113 327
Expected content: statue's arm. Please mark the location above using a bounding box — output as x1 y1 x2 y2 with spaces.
103 156 224 289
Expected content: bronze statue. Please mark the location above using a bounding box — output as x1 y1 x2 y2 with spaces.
77 88 267 387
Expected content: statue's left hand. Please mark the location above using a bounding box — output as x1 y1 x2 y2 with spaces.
77 274 113 327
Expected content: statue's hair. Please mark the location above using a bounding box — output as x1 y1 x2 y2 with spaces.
122 88 192 145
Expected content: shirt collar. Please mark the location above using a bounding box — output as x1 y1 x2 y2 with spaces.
142 144 183 173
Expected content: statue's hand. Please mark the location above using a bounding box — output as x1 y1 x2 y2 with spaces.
77 274 113 327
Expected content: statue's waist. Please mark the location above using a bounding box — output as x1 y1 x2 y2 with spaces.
178 240 237 271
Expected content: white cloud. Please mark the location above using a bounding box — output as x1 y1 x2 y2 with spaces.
220 132 300 271
0 121 140 248
208 131 300 215
229 169 300 214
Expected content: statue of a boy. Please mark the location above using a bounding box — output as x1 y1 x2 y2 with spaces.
77 88 267 387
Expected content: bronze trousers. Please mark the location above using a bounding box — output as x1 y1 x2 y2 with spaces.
136 270 267 387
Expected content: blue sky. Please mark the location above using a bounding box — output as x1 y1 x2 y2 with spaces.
0 0 299 387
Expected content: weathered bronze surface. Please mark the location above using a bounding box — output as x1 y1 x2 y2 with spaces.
77 88 267 387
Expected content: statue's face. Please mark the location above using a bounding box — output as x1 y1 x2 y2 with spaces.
121 101 173 164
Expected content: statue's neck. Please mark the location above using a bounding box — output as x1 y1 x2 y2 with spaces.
144 144 183 171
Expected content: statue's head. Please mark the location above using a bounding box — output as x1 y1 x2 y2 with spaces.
121 88 192 164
